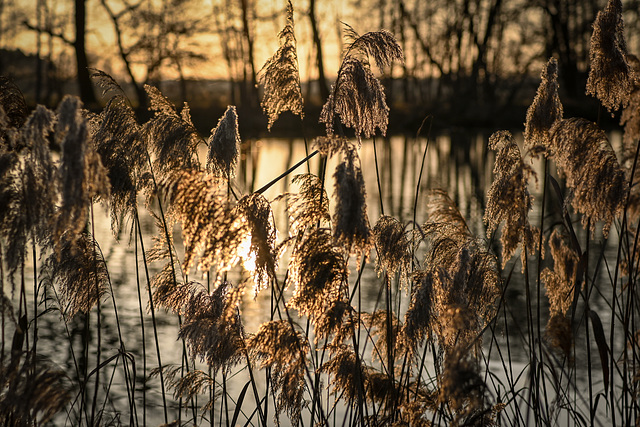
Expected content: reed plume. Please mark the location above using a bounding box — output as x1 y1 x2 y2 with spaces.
206 105 240 178
259 0 304 130
484 130 538 268
0 106 58 281
320 26 402 138
288 228 347 318
549 118 626 235
235 193 278 294
281 173 330 235
524 58 564 157
333 149 372 262
400 269 441 358
542 229 579 317
163 169 249 276
178 282 244 373
143 85 201 180
42 231 109 318
586 0 635 113
54 96 110 251
621 55 640 148
373 215 412 286
423 191 500 349
437 344 487 425
248 320 308 425
0 349 71 426
313 299 355 346
319 345 365 406
312 136 356 159
0 77 28 138
91 70 147 235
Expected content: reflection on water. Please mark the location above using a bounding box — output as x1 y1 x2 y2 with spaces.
14 131 614 426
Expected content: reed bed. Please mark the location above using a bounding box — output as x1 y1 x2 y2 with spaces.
1 0 639 425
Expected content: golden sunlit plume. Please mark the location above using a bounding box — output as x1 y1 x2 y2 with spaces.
162 169 249 277
178 282 244 374
0 105 57 284
484 130 538 269
333 148 372 262
586 0 635 114
549 118 626 236
423 190 500 350
143 85 201 180
542 230 579 359
54 95 110 253
247 320 308 425
279 173 330 235
235 193 278 295
320 26 403 139
288 228 347 319
373 215 412 287
524 57 564 158
90 70 147 236
206 105 240 178
259 0 304 130
42 232 109 318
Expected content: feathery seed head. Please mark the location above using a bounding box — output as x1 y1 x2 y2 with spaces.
285 174 330 235
549 118 626 236
320 57 390 138
44 232 109 318
92 91 146 236
288 228 347 318
542 229 578 317
320 345 365 406
313 299 355 346
524 58 563 158
163 169 248 276
236 193 279 295
248 320 308 424
586 0 635 113
207 105 240 178
485 130 538 268
178 282 244 373
320 26 402 138
55 96 110 252
373 215 412 285
333 150 372 262
259 0 304 130
144 85 201 178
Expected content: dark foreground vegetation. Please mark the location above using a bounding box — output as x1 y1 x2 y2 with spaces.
1 0 640 425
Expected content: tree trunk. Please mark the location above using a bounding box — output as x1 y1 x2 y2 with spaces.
74 0 97 106
309 0 330 103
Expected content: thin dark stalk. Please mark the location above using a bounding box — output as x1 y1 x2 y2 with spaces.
135 212 168 423
256 149 319 195
535 158 550 418
373 136 384 216
31 241 37 372
90 206 102 427
134 224 147 427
